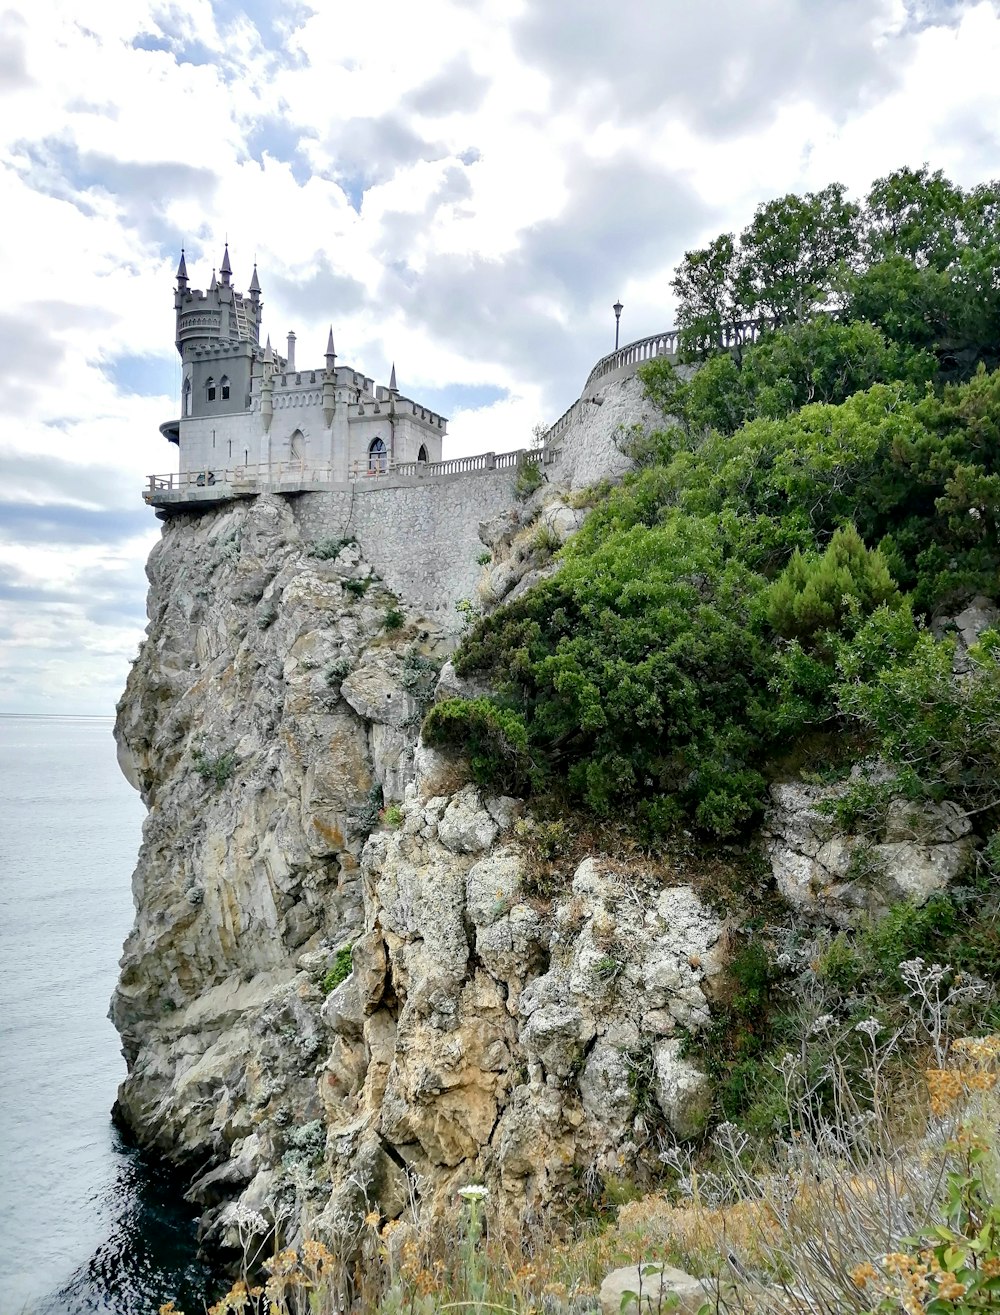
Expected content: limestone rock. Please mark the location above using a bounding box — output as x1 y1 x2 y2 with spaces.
341 654 420 726
765 779 972 923
652 1040 711 1141
112 490 738 1249
600 1263 717 1315
933 595 999 673
437 785 499 854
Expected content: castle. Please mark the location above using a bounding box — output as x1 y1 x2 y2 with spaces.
160 246 446 486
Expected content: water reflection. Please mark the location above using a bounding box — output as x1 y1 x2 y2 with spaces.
33 1127 222 1315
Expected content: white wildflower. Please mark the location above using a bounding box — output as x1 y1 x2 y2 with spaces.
458 1184 489 1202
855 1017 881 1039
810 1013 837 1035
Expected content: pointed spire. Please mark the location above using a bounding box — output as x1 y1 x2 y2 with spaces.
176 248 188 285
263 334 273 363
249 262 260 295
220 242 232 284
209 268 217 290
326 325 335 357
389 362 398 394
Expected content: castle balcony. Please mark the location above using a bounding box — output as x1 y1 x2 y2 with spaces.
142 447 558 514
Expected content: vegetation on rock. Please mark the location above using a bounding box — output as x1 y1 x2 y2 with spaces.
437 165 1000 841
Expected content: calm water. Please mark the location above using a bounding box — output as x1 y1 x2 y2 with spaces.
0 715 219 1313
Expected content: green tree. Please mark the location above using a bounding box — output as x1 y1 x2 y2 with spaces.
736 183 861 323
767 524 900 648
671 232 740 356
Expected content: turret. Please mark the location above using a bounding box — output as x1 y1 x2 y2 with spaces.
322 327 336 427
261 336 274 433
171 246 262 430
286 331 296 373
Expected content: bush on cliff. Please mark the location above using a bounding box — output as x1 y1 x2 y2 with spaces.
422 697 532 795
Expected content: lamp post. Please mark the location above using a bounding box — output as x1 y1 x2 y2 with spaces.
613 300 623 351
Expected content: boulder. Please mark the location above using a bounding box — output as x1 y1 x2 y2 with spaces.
600 1263 717 1315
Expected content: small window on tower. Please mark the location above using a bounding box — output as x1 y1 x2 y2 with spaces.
206 376 216 402
417 444 428 463
182 377 192 416
221 375 230 401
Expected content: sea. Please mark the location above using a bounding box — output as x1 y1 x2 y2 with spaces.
0 715 221 1314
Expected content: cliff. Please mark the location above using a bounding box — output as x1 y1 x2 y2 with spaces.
111 476 728 1250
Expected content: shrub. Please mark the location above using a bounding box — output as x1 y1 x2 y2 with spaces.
422 697 532 794
515 459 544 499
351 783 383 834
455 513 777 836
191 748 237 788
767 523 900 648
383 607 405 630
325 656 353 687
311 536 356 560
476 550 492 566
320 944 354 995
342 577 369 597
382 803 404 828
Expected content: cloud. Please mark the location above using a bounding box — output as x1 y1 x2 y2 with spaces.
244 115 316 186
323 115 449 210
266 259 368 326
0 9 32 93
102 353 176 399
207 0 315 56
12 137 217 248
511 0 942 136
0 501 152 547
0 312 65 391
379 152 708 399
409 382 509 415
403 54 490 116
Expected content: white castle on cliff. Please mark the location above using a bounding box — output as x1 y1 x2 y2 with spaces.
160 245 446 485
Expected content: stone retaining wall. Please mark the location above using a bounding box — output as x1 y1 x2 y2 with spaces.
291 466 537 628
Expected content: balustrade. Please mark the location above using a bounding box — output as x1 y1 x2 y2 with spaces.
145 446 556 503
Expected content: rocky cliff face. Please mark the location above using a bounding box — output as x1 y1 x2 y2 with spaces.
113 490 732 1249
114 485 978 1256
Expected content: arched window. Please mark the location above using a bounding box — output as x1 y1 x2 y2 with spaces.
417 444 428 463
220 375 230 401
368 437 388 472
182 376 192 416
206 376 216 402
289 429 305 464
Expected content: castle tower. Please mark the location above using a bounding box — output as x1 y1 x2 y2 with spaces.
168 246 268 469
174 244 262 416
158 243 446 488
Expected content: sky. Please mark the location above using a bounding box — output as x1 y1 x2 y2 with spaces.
1 0 999 716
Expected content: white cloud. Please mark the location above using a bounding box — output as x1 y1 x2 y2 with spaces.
0 0 997 711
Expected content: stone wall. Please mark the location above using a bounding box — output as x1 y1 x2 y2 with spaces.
291 465 541 629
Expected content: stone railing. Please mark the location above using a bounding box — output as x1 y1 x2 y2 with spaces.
582 317 780 391
144 446 555 505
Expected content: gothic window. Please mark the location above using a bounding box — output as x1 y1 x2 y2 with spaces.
206 376 216 402
368 437 388 472
220 375 230 401
182 376 192 416
289 429 305 463
417 444 428 463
